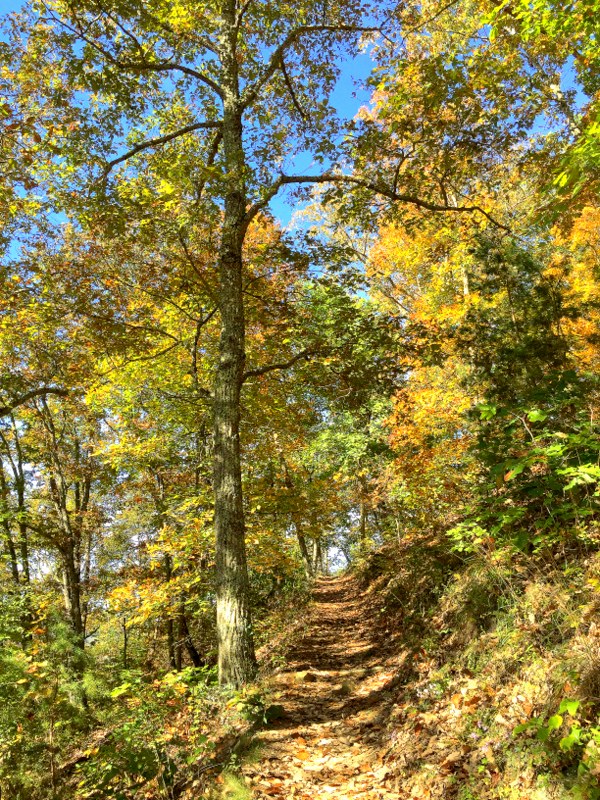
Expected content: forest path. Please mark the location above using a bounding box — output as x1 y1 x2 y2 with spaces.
241 574 404 799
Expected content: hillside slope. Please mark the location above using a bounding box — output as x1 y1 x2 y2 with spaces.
229 541 600 800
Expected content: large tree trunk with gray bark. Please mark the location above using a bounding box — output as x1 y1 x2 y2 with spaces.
213 5 257 686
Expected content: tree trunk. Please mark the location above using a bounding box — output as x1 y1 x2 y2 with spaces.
11 422 30 584
166 618 177 670
62 548 85 645
178 604 204 667
164 554 178 670
296 524 314 578
0 463 19 584
213 6 257 687
121 618 128 669
358 474 368 547
316 539 328 575
359 501 367 543
312 538 322 576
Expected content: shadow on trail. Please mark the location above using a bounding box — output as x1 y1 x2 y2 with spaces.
269 574 414 732
245 574 420 798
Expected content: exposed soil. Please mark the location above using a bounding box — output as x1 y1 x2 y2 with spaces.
242 575 409 799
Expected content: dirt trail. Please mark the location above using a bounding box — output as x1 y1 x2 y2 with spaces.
242 575 405 799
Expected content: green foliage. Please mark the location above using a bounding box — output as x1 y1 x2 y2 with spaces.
437 235 600 552
515 699 600 799
77 669 218 799
221 772 253 800
226 687 269 724
0 615 91 798
490 0 600 205
460 382 600 551
446 522 490 554
0 0 597 794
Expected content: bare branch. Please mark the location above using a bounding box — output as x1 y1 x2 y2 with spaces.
193 128 224 205
104 120 222 174
0 387 69 418
280 56 309 123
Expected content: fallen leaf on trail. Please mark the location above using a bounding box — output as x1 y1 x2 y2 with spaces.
295 670 317 682
374 765 391 780
465 695 481 707
443 750 463 765
262 787 284 797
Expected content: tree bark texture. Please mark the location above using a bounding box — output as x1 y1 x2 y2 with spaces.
213 5 257 686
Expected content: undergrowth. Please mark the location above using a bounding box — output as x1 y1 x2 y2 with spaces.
1 579 312 800
356 534 600 799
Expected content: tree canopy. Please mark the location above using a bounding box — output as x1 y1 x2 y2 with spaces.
1 0 600 797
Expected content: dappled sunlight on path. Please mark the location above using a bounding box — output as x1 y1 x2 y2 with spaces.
242 575 408 799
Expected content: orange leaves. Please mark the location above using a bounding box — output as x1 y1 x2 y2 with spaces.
383 357 475 524
571 208 600 252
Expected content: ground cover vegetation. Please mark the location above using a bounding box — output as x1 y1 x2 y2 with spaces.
0 0 600 796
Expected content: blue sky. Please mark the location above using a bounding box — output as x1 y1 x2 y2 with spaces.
2 1 584 229
272 50 375 226
0 0 375 228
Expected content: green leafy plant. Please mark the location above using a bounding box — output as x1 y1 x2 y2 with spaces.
515 699 600 799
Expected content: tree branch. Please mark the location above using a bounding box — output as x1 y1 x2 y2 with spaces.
193 128 224 205
242 349 319 382
280 56 309 123
137 8 220 54
241 24 379 111
40 4 225 98
0 388 69 418
177 230 219 305
104 120 222 174
246 172 511 232
235 0 256 31
96 342 182 378
117 61 225 99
